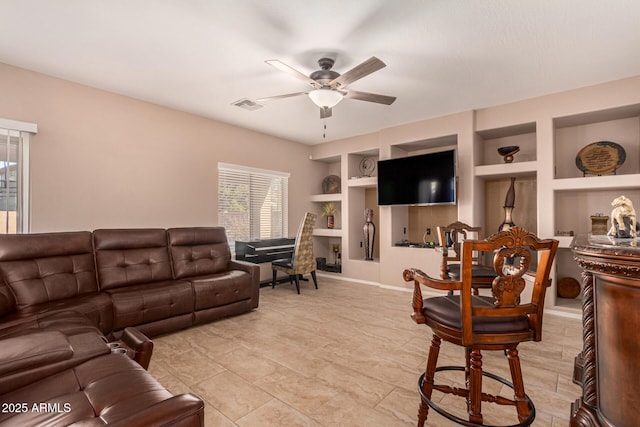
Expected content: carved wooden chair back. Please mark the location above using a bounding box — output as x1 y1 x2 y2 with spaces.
438 221 496 295
458 227 558 346
437 221 485 279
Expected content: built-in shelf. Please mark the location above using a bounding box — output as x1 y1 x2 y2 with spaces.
475 122 537 167
347 176 377 188
313 228 342 237
310 193 342 202
348 258 380 264
474 161 538 178
551 174 640 191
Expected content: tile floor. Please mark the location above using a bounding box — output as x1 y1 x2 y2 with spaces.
148 276 583 426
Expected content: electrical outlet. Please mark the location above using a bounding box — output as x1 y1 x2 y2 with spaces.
426 228 431 235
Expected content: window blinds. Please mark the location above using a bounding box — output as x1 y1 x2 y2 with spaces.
0 119 36 234
218 163 289 247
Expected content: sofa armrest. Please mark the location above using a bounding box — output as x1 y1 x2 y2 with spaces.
229 259 259 279
0 331 73 376
119 327 154 370
107 393 204 427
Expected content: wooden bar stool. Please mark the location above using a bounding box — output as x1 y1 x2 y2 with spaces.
404 227 558 426
437 221 497 295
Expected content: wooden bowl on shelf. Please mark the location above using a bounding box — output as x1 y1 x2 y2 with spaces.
497 146 520 163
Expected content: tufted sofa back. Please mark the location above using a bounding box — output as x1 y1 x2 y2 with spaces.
167 227 231 278
93 229 173 290
0 232 98 311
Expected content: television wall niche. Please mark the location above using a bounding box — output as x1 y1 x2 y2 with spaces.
377 149 456 206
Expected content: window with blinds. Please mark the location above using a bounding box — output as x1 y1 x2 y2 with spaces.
218 162 289 248
0 119 36 234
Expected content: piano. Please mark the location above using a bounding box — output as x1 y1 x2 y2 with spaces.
235 237 295 264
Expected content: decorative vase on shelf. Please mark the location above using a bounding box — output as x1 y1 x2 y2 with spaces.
321 202 336 229
326 215 334 229
498 177 517 232
363 208 376 260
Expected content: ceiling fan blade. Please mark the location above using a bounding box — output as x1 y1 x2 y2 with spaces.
344 90 396 105
329 56 386 88
255 92 308 102
265 60 322 89
320 107 332 119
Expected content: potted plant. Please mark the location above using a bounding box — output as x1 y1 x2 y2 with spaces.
321 202 337 229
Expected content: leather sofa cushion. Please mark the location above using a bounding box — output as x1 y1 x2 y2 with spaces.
106 280 194 330
190 270 254 310
0 231 93 261
0 292 114 335
0 310 102 340
0 283 15 317
0 232 98 309
167 227 232 278
422 295 531 334
0 331 72 376
93 229 173 290
0 330 111 397
0 353 204 426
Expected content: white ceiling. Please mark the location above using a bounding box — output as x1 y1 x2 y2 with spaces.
2 0 640 145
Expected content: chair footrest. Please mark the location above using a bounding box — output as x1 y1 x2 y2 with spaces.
418 366 535 427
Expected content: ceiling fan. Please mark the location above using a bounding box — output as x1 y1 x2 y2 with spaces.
256 56 396 118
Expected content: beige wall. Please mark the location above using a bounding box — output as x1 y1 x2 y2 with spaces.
0 63 325 233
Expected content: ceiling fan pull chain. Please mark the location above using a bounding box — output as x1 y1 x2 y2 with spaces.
323 120 327 138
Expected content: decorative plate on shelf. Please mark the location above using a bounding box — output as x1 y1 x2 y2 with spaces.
359 157 376 177
321 175 341 194
576 141 626 176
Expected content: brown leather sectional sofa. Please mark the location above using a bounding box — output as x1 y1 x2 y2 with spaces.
0 227 260 426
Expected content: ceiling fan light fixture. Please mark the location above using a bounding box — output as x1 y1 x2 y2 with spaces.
308 88 343 108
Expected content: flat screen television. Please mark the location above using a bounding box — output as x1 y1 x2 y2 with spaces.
377 149 456 206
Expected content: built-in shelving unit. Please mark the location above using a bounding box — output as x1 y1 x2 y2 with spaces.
549 104 640 311
345 151 379 263
309 155 342 268
309 76 640 315
474 122 539 239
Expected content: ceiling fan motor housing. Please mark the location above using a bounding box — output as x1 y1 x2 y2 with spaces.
310 58 340 84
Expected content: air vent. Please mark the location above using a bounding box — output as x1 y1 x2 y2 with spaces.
232 98 263 111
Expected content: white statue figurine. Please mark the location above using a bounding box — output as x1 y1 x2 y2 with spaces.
608 195 637 238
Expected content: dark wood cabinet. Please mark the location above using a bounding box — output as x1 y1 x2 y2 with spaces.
571 234 640 427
